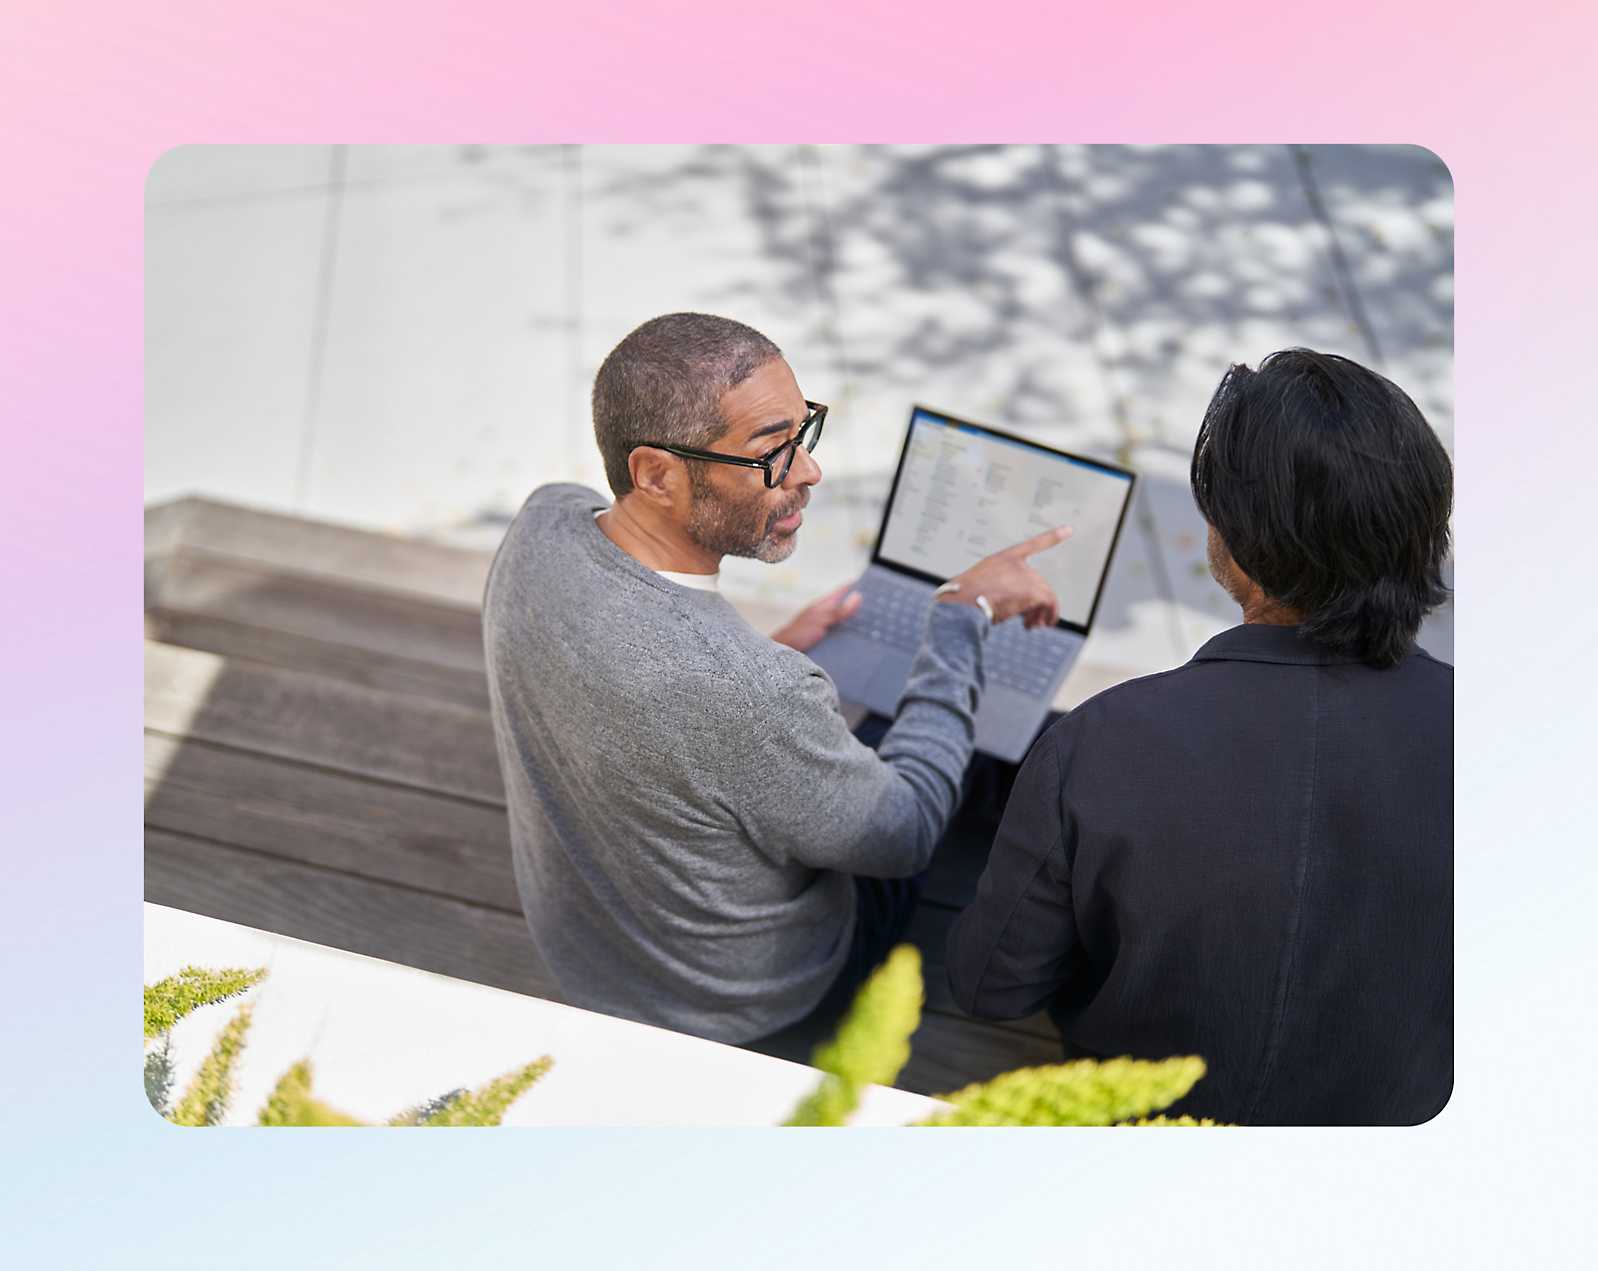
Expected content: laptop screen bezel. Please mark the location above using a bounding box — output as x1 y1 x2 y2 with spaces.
868 405 1138 637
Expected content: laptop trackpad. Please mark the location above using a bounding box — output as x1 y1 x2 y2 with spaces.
863 650 915 712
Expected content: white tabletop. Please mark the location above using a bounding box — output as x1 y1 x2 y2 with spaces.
144 904 947 1128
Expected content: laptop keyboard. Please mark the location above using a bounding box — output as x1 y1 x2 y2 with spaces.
837 572 1071 698
842 573 932 652
987 623 1071 697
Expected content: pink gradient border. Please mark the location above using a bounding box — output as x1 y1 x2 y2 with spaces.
3 0 1595 1264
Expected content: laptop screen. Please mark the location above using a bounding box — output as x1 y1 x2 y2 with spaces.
874 407 1137 633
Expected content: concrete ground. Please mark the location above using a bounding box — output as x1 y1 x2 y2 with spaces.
145 144 1454 671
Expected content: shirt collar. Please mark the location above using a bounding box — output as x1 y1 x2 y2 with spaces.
1190 623 1343 666
656 569 721 593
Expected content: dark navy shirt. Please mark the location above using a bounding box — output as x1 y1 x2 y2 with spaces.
946 624 1452 1125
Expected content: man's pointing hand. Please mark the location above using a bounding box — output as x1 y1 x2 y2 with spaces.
938 524 1074 629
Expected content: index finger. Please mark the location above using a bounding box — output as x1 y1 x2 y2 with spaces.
1005 524 1074 558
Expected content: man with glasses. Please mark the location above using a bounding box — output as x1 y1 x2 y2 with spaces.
484 312 1069 1047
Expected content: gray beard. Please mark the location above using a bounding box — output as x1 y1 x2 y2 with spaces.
685 479 807 564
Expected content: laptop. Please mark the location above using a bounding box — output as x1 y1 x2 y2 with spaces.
807 405 1137 763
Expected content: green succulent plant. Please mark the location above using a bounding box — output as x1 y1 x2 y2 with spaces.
782 943 1227 1127
144 964 551 1127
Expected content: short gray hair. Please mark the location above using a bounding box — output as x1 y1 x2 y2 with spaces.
592 313 783 497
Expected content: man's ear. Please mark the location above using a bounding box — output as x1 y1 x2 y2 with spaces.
626 446 690 510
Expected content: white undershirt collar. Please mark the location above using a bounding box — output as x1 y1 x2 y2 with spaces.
656 569 721 593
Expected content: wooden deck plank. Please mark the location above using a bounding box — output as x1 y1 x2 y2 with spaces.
146 829 561 1002
146 641 504 803
145 734 519 909
151 551 488 672
149 613 495 711
897 1009 1064 1097
146 497 495 608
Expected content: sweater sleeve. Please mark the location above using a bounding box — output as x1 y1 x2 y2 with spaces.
718 600 989 878
946 725 1087 1019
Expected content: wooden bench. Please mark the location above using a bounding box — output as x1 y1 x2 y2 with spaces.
144 496 1063 1097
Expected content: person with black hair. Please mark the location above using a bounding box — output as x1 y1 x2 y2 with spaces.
946 349 1453 1125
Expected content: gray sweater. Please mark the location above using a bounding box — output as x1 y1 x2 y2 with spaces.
483 484 988 1043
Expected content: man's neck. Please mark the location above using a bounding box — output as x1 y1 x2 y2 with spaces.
1240 590 1302 625
597 495 721 575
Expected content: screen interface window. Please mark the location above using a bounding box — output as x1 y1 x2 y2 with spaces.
878 414 1134 628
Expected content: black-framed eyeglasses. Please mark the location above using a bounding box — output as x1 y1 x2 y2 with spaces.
635 402 828 489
